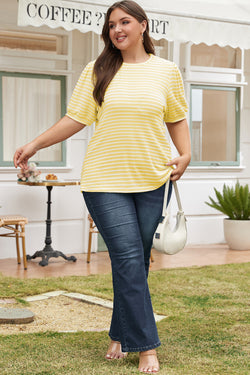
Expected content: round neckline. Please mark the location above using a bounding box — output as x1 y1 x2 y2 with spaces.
122 54 153 66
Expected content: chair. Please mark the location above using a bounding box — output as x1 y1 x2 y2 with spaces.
87 214 154 264
0 215 28 270
87 214 99 263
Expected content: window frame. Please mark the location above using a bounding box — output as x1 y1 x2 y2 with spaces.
0 71 66 167
189 84 241 167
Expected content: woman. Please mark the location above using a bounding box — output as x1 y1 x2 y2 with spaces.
14 1 191 373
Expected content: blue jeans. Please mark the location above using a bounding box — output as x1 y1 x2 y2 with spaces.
82 182 172 352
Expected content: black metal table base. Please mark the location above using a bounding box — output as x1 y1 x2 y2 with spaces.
26 185 77 266
27 246 77 267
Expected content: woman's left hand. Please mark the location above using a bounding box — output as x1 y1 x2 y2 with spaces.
166 154 191 181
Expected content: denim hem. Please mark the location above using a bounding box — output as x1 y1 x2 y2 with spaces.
109 333 120 342
121 341 161 353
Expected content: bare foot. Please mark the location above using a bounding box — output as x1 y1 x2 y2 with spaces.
139 349 159 373
105 340 128 360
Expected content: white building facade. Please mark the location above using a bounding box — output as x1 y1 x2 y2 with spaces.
1 0 250 259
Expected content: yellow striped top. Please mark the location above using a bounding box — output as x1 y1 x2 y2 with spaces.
66 54 188 192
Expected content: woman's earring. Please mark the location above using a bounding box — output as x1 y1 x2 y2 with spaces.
141 33 144 43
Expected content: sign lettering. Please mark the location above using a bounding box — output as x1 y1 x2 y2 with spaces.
19 0 170 38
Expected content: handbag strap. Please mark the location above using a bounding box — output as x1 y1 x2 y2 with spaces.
162 180 183 217
173 181 183 212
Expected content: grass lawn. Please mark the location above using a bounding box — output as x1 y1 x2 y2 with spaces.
0 262 249 374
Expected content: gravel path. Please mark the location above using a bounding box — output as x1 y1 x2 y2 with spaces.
0 295 112 335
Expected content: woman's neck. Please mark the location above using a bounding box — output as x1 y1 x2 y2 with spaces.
121 47 149 64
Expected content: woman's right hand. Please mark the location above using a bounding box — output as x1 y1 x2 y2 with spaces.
13 142 38 169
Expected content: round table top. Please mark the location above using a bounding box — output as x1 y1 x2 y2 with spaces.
18 180 80 187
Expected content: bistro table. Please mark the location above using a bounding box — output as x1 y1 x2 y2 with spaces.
18 180 80 266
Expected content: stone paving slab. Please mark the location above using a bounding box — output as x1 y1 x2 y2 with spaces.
41 291 66 297
154 313 166 322
0 308 34 324
25 295 50 302
63 292 113 309
0 299 16 304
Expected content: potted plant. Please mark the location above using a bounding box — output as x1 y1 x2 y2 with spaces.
206 181 250 250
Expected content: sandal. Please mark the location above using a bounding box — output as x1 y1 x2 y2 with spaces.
105 340 128 360
139 350 160 373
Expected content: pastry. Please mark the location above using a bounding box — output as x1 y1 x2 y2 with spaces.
46 173 58 180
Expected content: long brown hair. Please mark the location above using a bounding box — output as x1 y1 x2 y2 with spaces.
93 0 155 106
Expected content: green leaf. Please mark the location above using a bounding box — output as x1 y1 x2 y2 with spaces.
205 181 250 220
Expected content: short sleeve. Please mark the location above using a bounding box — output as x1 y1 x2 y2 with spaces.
66 61 97 126
164 64 188 123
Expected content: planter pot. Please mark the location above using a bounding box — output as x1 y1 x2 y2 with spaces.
224 219 250 250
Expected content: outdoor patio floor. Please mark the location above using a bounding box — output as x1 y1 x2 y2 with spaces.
0 244 249 279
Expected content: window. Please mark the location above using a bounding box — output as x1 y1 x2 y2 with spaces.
153 39 169 59
0 29 70 167
180 43 244 167
0 72 66 166
191 43 241 69
0 31 59 52
190 85 240 166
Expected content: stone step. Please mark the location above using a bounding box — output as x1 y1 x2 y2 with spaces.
0 308 34 324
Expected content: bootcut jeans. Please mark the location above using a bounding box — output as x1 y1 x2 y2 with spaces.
82 182 172 353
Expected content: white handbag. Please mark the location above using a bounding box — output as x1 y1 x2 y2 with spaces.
153 180 187 255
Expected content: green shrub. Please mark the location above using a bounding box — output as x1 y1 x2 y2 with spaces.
206 181 250 220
